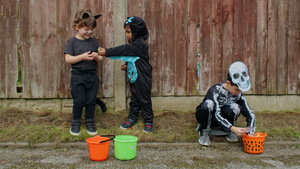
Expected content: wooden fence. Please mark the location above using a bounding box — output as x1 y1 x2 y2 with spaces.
0 0 299 99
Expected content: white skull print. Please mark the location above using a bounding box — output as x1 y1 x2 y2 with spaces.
229 61 251 92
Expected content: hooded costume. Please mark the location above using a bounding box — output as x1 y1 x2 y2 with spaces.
104 16 153 124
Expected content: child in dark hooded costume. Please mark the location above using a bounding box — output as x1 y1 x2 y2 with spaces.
98 16 153 133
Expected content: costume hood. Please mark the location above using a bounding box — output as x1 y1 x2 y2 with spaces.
125 16 149 41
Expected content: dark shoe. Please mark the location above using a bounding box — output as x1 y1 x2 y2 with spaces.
96 98 107 113
226 132 238 142
143 123 153 133
198 129 210 146
120 118 136 129
70 119 81 136
85 119 97 135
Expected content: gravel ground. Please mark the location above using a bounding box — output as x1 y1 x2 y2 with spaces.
0 141 300 169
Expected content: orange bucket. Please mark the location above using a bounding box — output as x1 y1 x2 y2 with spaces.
86 135 115 161
242 132 267 154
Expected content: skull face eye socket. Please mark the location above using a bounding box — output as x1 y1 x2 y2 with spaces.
233 73 239 79
242 71 248 77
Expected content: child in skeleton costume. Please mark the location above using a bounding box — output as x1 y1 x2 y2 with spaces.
64 9 106 136
98 16 153 133
195 61 256 146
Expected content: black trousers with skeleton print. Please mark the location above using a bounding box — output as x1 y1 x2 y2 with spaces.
195 99 241 133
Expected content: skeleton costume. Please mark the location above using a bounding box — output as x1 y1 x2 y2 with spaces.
195 62 255 133
104 16 154 124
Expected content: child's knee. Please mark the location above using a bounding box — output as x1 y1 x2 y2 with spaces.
196 99 214 115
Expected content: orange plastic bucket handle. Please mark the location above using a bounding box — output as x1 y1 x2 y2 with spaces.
100 135 115 143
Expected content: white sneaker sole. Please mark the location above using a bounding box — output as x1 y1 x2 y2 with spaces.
70 129 80 136
87 130 97 135
120 125 129 130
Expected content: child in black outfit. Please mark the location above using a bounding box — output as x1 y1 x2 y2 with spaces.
64 9 106 136
98 16 153 133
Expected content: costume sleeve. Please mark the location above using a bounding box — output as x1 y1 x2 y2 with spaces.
236 94 256 128
105 40 143 57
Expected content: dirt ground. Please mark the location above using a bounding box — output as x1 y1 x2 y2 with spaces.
0 141 300 169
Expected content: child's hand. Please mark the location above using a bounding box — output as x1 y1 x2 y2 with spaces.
81 51 94 61
98 47 106 56
95 54 104 62
121 64 127 71
91 52 103 62
230 126 247 137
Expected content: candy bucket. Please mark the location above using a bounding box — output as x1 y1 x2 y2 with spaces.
114 135 138 160
86 135 115 161
242 132 267 154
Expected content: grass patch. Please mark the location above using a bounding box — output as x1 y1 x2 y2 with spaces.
0 108 299 143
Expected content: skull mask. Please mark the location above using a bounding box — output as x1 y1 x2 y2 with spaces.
229 61 251 92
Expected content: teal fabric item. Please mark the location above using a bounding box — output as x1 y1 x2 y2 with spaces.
108 56 140 83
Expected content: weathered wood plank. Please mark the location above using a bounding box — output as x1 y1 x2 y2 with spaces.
233 0 244 60
149 0 163 96
0 0 18 98
244 0 257 94
198 0 212 95
267 0 278 94
277 0 288 94
162 0 175 96
56 0 72 98
174 0 187 96
287 0 300 94
99 0 114 97
43 0 58 98
255 0 268 94
187 0 200 95
211 0 223 85
19 0 31 98
221 0 234 79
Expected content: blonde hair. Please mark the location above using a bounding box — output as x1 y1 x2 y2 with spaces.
73 9 97 29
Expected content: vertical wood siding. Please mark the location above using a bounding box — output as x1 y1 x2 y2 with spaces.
0 0 18 98
0 0 299 99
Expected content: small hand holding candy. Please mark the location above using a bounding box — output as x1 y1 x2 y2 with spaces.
98 47 106 56
121 64 127 71
91 51 103 62
81 51 94 61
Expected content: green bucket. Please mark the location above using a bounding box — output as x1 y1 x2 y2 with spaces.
114 135 138 160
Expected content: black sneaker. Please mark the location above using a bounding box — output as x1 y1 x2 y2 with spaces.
143 123 153 133
96 98 107 113
70 119 81 136
85 119 97 135
120 118 136 129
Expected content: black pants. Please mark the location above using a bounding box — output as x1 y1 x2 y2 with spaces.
195 99 240 132
128 76 153 124
71 69 99 120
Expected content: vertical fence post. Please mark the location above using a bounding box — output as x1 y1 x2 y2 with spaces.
113 0 127 111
